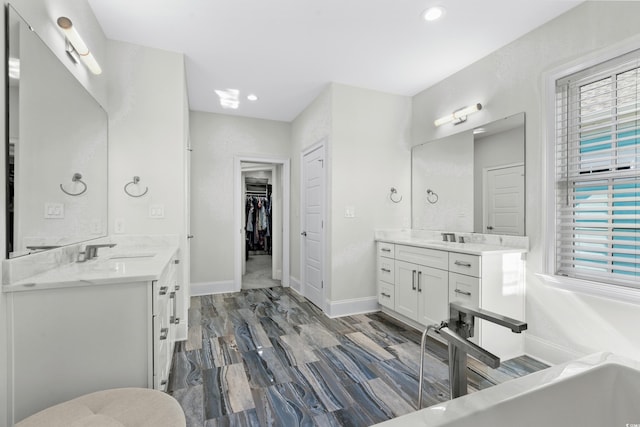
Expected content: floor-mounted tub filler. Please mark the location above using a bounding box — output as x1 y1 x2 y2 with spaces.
376 352 640 427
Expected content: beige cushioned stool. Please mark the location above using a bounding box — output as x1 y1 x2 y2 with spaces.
15 388 186 427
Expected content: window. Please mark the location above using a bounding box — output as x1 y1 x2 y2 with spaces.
554 50 639 289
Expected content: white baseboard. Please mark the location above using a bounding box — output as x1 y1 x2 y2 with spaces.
525 334 585 366
326 296 379 318
289 276 301 293
190 280 237 296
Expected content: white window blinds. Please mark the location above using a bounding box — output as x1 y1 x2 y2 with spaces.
555 50 639 288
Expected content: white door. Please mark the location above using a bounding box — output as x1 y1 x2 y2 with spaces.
484 165 525 235
301 145 325 309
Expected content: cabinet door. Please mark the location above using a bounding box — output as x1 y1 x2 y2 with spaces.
394 260 418 320
448 272 481 344
417 266 449 326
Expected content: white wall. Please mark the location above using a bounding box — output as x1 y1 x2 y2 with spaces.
107 40 187 238
290 86 332 291
411 1 640 364
189 112 291 288
329 84 412 303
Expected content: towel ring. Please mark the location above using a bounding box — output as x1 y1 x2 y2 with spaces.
60 173 87 196
389 187 403 203
426 189 439 204
124 176 149 198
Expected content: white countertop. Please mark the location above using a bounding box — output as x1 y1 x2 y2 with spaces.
376 230 528 255
3 245 178 293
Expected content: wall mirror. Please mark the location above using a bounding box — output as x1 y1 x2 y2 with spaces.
412 112 525 236
6 6 108 258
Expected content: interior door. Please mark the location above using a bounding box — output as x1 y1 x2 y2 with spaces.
301 145 325 309
484 164 525 235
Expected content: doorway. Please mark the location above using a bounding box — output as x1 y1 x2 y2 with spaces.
234 156 290 292
300 142 326 309
242 166 279 289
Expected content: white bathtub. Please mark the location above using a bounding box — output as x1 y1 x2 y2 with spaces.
376 352 640 427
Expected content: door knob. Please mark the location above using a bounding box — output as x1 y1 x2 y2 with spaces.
486 226 494 230
301 231 307 236
187 234 194 239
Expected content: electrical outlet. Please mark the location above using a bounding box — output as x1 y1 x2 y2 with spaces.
44 203 64 219
114 218 125 234
344 206 355 218
149 204 165 219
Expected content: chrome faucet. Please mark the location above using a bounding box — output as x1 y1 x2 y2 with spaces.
418 302 527 407
78 243 117 262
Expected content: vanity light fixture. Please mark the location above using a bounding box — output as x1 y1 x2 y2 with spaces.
434 103 483 127
57 16 102 75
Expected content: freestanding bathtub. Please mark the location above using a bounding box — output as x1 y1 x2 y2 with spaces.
376 352 640 427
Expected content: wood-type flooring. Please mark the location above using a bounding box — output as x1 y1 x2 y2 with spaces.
169 287 547 426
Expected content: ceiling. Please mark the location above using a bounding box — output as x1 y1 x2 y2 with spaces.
88 0 582 122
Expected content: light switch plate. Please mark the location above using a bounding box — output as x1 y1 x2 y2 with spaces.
149 204 165 218
44 203 64 219
344 206 355 218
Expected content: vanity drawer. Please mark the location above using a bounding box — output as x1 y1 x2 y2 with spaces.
378 242 395 258
377 256 395 284
378 281 395 309
395 244 448 270
449 253 480 277
448 272 480 307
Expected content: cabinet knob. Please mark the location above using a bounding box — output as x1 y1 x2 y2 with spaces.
174 259 180 264
380 292 391 298
381 268 391 273
159 286 168 295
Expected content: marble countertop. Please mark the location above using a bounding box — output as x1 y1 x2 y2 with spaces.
375 229 528 255
3 243 178 293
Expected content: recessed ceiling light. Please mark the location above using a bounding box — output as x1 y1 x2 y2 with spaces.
423 6 446 22
247 94 258 102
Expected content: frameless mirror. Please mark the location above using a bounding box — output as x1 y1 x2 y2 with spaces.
412 112 525 236
6 6 108 258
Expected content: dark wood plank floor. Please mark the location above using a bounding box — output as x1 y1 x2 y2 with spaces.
169 287 547 426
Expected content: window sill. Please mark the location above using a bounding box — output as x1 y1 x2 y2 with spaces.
536 273 640 305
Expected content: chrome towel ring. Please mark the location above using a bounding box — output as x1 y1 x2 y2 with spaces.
389 187 403 203
60 173 87 196
426 189 439 204
124 176 149 198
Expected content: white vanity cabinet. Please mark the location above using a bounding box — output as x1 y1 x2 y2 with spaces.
392 245 449 327
6 251 181 423
376 241 525 360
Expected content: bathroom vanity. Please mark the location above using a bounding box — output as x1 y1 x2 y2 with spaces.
376 230 527 360
2 237 183 423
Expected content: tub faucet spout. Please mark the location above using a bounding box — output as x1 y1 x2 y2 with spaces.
440 302 527 399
